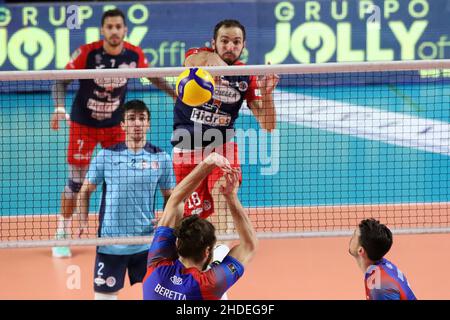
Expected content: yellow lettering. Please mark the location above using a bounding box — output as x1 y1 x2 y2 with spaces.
126 26 148 46
336 23 364 62
103 5 116 12
419 69 440 78
159 41 168 66
265 22 291 64
275 1 295 21
128 4 149 24
437 36 450 59
49 6 66 26
78 6 93 25
55 28 70 69
389 21 428 60
409 0 429 18
291 22 335 63
417 41 438 59
85 27 100 43
359 0 374 20
305 1 321 21
384 0 399 19
0 29 7 67
8 28 54 70
331 0 348 20
143 48 157 65
0 7 12 27
366 23 394 61
22 7 38 26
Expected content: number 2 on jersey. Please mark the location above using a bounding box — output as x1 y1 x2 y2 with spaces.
97 262 105 276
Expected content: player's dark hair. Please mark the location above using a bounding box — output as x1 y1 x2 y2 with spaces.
358 218 393 261
213 19 246 41
174 215 216 264
121 100 150 121
101 9 126 26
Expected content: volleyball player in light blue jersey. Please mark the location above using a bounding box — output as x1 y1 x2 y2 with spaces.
77 100 176 300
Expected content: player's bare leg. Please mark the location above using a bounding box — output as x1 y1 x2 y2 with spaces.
52 165 88 258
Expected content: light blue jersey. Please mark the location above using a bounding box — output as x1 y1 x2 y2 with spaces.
86 142 176 255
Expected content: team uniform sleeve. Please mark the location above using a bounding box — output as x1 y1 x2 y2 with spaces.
205 255 244 298
147 226 178 266
158 153 176 191
85 150 106 185
65 46 88 70
185 47 214 60
368 287 401 300
245 75 262 106
136 46 149 68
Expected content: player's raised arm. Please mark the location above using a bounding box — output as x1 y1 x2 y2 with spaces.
147 77 177 100
184 48 227 67
223 170 258 266
158 153 232 229
248 72 279 132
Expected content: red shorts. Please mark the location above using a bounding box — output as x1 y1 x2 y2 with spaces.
172 142 242 219
68 121 125 166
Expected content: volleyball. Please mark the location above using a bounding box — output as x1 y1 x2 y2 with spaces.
176 67 215 106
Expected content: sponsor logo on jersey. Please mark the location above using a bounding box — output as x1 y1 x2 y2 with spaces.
191 208 203 215
106 276 116 288
154 283 187 300
71 48 82 61
190 109 231 127
170 275 183 285
140 160 151 170
203 200 212 211
151 161 160 170
227 263 237 274
213 85 241 104
95 53 102 65
94 277 106 286
94 77 128 90
118 62 137 69
237 81 249 92
87 98 121 121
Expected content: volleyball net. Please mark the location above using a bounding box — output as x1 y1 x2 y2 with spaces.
1 60 450 248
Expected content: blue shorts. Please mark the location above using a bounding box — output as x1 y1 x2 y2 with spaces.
93 250 148 293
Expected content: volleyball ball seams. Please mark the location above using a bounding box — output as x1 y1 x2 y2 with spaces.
176 67 215 106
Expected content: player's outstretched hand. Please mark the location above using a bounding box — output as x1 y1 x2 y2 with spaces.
257 62 280 95
51 107 70 131
257 73 280 95
220 169 241 196
204 52 227 67
204 152 232 173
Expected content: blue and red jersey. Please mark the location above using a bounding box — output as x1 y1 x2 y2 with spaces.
365 258 416 300
142 226 244 300
66 40 148 128
171 47 261 149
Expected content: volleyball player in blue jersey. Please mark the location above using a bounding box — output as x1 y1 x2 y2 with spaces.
143 153 258 300
349 218 416 300
76 100 176 300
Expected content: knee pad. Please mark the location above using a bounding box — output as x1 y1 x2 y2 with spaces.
64 180 83 198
